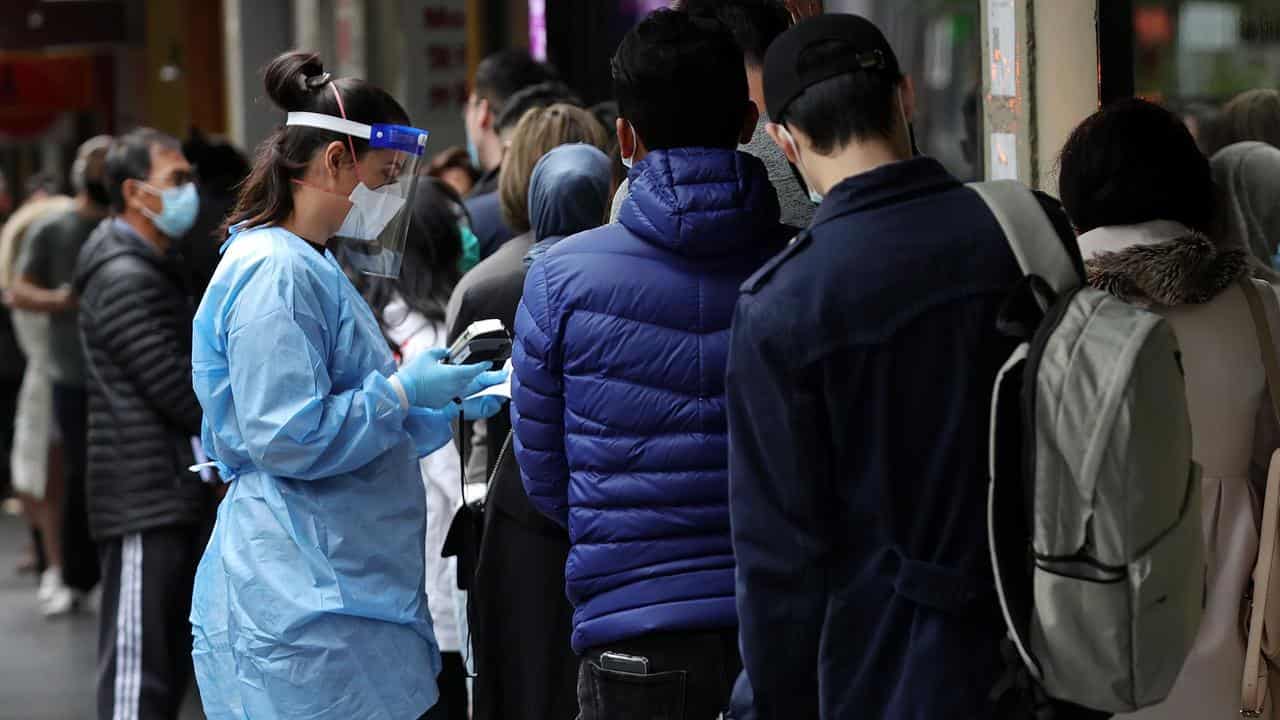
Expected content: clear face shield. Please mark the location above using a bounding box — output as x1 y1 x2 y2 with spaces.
286 110 431 278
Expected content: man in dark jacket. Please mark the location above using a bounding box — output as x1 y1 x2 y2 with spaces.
510 11 789 718
726 15 1078 719
463 51 559 259
76 127 210 720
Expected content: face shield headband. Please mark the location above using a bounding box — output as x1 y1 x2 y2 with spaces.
286 86 431 278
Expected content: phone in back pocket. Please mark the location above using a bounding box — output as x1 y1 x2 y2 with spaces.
599 651 649 675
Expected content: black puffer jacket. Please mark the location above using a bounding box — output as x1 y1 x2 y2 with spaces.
74 218 208 539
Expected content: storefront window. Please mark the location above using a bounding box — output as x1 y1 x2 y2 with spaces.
827 0 984 180
1135 1 1280 105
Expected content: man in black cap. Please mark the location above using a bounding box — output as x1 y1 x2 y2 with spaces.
724 13 1077 720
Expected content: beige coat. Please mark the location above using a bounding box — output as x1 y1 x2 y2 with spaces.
1081 220 1276 719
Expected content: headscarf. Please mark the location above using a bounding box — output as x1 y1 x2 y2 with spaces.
524 143 612 268
1211 141 1280 270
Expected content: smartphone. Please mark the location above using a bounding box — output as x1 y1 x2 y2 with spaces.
599 651 649 675
447 319 511 368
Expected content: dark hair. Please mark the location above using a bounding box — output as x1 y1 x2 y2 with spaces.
23 171 60 199
495 82 583 135
427 146 478 183
1059 98 1214 235
184 128 251 195
223 51 410 237
613 10 749 150
104 127 183 213
780 39 904 154
363 178 465 326
473 50 559 117
673 0 790 66
590 101 627 195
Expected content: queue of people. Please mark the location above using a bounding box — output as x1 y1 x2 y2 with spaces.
7 1 1280 719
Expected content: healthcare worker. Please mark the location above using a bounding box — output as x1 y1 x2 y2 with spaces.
189 50 505 720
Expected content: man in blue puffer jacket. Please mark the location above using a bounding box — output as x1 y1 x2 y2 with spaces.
510 10 790 719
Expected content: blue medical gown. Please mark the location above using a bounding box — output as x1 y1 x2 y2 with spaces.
190 226 453 720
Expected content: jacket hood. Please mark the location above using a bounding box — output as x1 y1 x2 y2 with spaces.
1211 140 1280 268
1081 221 1250 306
74 218 166 293
530 143 612 245
618 148 781 258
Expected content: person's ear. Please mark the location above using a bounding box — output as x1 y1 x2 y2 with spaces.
766 122 799 165
899 75 917 123
478 98 493 133
121 177 146 211
323 141 348 178
617 118 636 162
740 100 760 145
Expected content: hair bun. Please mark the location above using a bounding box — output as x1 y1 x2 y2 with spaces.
304 72 333 90
264 50 327 112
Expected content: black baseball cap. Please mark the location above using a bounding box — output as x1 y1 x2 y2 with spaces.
764 14 901 122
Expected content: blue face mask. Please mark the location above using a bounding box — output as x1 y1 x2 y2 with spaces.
142 182 200 238
458 223 480 273
465 130 482 171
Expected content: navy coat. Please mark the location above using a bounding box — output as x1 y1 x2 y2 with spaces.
510 147 789 653
726 157 1077 719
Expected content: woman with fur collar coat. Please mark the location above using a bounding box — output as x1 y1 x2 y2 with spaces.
1060 99 1280 720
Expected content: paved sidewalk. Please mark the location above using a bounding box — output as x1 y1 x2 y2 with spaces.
0 513 204 719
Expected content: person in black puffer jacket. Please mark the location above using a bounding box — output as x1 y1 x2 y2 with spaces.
74 127 212 720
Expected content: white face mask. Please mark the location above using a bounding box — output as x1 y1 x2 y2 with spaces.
782 87 912 205
337 181 405 242
621 120 638 170
780 126 823 205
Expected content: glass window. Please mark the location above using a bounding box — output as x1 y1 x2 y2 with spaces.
1135 1 1280 105
826 0 985 180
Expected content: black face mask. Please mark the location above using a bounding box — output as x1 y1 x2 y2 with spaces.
84 178 111 208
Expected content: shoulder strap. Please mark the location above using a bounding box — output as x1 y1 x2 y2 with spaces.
1242 278 1280 424
968 181 1079 299
1239 277 1280 717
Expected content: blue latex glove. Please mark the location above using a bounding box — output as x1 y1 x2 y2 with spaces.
394 348 501 409
460 394 506 420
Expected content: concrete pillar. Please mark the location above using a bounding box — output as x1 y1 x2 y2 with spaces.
1032 0 1099 195
223 0 292 151
294 0 336 63
981 0 1099 192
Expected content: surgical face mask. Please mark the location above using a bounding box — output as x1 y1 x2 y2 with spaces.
336 181 406 242
621 120 637 170
141 182 200 238
466 131 481 170
780 126 823 205
458 223 480 273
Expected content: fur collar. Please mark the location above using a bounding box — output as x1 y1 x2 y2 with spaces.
1085 232 1250 306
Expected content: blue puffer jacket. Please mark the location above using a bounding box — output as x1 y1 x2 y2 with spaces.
511 147 790 652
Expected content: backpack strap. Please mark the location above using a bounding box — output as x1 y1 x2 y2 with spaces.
969 181 1079 300
1239 277 1280 717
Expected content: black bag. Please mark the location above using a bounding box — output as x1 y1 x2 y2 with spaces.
442 430 513 593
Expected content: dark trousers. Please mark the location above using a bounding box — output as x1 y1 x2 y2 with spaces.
52 383 98 591
0 378 19 497
419 652 467 720
577 630 742 720
472 507 579 720
97 525 203 720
